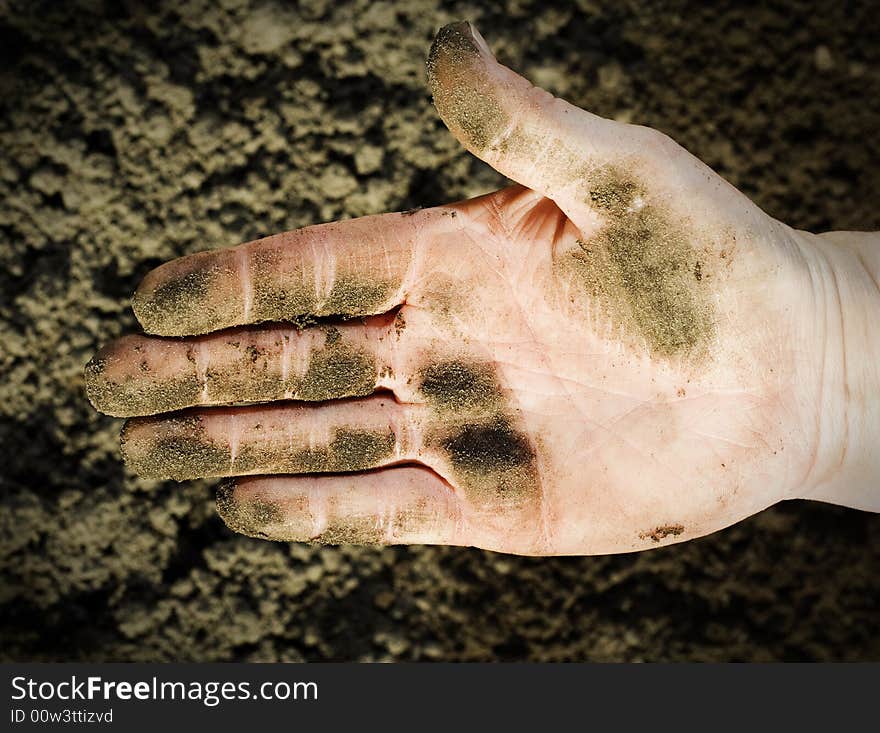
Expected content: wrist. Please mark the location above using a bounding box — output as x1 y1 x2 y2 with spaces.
798 230 880 510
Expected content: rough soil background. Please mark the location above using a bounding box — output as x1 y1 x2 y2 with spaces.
1 0 878 661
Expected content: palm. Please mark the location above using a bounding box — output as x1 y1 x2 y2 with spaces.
388 181 816 553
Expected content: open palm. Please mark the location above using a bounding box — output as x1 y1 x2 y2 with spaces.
87 22 829 554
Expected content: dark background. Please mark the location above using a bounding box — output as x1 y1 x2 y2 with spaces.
1 0 877 661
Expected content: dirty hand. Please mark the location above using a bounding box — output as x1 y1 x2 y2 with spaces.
86 22 879 555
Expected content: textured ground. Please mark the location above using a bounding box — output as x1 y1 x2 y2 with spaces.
1 0 878 661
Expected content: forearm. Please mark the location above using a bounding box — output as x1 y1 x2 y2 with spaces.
801 230 880 511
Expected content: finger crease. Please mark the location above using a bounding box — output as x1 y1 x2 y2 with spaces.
195 341 210 402
400 221 425 302
383 494 397 544
228 413 240 467
238 248 253 322
314 237 335 306
281 332 293 397
311 491 328 538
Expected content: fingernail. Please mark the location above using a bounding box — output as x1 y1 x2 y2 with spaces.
432 21 492 61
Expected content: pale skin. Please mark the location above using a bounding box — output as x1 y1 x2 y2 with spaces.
86 22 880 555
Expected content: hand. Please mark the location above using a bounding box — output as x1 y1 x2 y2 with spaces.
86 22 865 555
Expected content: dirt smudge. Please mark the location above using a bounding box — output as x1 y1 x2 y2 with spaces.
640 524 685 543
297 328 376 401
418 359 499 413
567 165 715 359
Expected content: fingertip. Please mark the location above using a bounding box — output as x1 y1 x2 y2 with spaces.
132 253 241 337
216 479 269 539
428 21 494 70
130 263 171 335
131 263 203 337
120 413 224 481
216 479 306 542
83 352 107 412
84 335 197 417
84 340 133 418
427 20 511 154
215 479 245 534
428 21 483 67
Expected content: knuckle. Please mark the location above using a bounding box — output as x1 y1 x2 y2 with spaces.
632 123 681 161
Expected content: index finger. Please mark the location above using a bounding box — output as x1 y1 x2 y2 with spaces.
133 209 441 337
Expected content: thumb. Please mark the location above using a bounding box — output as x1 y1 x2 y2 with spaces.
427 22 642 213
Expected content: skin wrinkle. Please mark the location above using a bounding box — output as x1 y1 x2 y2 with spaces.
195 340 210 402
613 417 689 490
690 429 755 450
560 399 646 466
856 250 880 294
401 227 421 301
501 117 564 195
378 318 400 390
398 210 441 303
228 412 240 466
442 219 502 287
486 86 521 151
399 405 428 459
825 256 849 474
280 331 293 390
487 356 649 397
314 232 333 304
238 247 253 322
797 243 830 492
